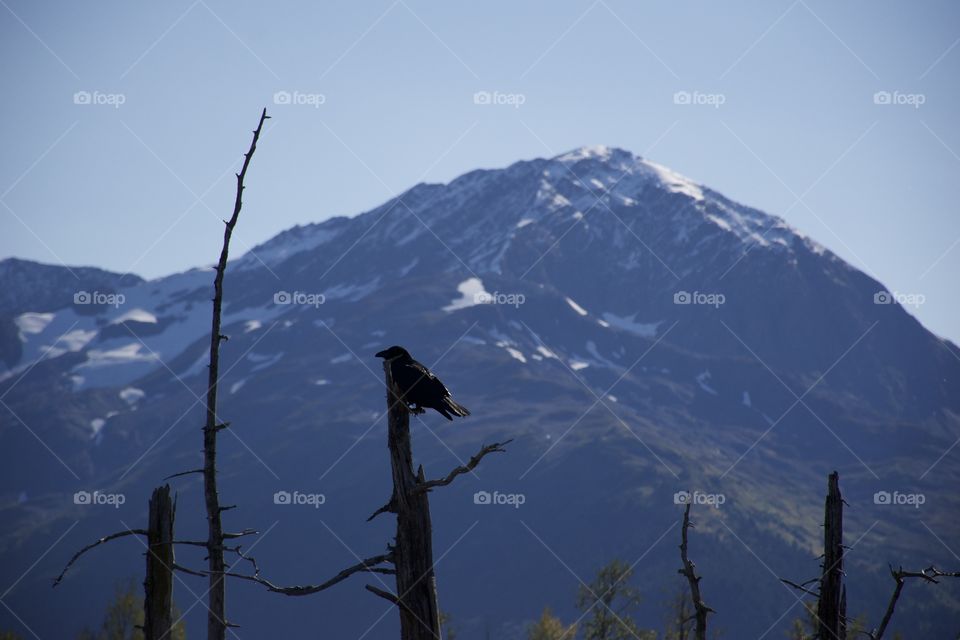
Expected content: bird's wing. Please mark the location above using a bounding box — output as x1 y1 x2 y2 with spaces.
392 360 437 389
394 360 452 400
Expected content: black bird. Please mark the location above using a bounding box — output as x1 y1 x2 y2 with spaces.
374 346 470 421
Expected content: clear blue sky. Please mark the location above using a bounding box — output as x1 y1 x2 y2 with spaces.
2 0 958 342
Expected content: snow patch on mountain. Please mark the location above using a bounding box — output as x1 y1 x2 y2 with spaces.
59 329 98 352
110 308 158 325
584 341 619 369
642 160 704 201
555 145 615 163
247 352 283 372
14 312 54 336
536 345 558 359
601 312 660 338
85 344 157 367
504 347 526 363
565 297 589 316
443 278 489 312
696 370 718 395
119 387 145 406
90 418 106 441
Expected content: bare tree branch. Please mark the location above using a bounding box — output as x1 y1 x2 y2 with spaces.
223 529 258 540
163 468 204 481
871 565 960 639
221 553 394 596
366 584 401 605
367 497 396 522
780 578 821 599
415 439 513 493
53 529 148 586
173 563 207 578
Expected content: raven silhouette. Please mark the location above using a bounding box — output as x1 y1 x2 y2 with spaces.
375 346 470 421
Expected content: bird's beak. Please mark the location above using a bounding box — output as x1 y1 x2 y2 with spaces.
375 349 388 358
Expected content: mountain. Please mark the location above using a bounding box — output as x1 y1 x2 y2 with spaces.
1 146 957 638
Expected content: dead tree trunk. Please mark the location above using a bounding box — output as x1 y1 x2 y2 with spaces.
678 503 712 640
143 485 175 640
383 361 442 640
202 107 270 639
817 471 846 640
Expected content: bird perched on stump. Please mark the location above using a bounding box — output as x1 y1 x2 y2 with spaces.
375 345 471 421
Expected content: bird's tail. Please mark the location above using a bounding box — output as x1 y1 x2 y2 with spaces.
443 397 470 418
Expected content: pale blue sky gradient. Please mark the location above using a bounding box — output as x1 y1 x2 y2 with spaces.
1 0 958 341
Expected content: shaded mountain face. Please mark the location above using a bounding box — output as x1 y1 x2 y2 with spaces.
1 147 957 638
0 259 143 368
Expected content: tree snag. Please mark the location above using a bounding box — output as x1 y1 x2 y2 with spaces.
817 471 845 640
202 107 270 639
382 359 443 640
678 503 712 640
143 485 175 640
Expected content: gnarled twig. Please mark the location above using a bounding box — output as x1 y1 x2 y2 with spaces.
871 565 960 639
53 529 147 586
415 439 513 493
222 552 394 596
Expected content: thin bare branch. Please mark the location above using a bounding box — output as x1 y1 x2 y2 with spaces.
173 563 207 578
367 497 396 522
53 529 148 586
221 552 394 596
163 468 204 481
781 578 821 598
872 565 960 639
415 439 513 493
223 529 259 540
366 584 401 605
